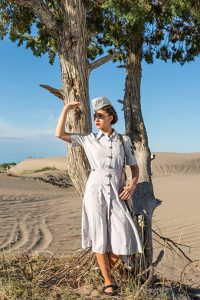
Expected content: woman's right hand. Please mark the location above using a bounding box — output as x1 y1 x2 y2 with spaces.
55 101 81 141
64 101 81 111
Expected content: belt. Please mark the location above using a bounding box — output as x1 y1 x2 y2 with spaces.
91 167 122 173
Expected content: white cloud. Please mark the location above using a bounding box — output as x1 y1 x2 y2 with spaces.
32 109 59 125
0 118 55 140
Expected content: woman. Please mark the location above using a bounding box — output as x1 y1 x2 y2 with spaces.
55 96 142 296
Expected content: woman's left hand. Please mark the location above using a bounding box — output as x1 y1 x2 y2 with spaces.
119 183 136 200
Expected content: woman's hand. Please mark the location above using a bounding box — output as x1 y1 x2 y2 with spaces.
64 101 81 111
119 183 136 200
55 101 81 141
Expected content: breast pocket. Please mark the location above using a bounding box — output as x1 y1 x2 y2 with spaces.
112 141 125 167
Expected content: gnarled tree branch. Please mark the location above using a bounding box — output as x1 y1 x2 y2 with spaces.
40 84 64 100
7 0 59 38
117 64 126 68
89 53 115 73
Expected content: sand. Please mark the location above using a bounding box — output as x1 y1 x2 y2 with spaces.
0 172 81 256
151 153 200 260
9 156 68 174
0 153 200 283
150 153 200 283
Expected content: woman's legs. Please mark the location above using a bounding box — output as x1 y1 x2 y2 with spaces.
95 252 120 293
96 252 112 287
108 252 120 270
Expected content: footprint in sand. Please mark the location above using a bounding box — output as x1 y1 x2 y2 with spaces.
26 217 53 254
0 216 52 254
0 216 29 252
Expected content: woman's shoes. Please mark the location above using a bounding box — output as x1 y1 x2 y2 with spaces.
102 284 119 296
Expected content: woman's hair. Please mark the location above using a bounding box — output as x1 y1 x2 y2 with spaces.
102 105 118 124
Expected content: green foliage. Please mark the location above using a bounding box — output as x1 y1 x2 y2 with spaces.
143 0 200 64
0 1 60 64
90 0 200 64
0 0 199 65
0 162 16 171
87 39 104 61
190 0 200 22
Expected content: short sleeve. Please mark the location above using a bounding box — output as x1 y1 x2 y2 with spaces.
70 133 90 148
123 135 137 165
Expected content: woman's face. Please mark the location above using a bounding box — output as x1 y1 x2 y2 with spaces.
93 109 113 130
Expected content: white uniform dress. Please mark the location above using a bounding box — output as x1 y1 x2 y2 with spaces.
70 129 143 255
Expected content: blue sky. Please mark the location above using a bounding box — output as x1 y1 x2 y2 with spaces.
0 37 200 163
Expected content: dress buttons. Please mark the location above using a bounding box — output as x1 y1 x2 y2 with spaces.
106 174 112 178
107 156 112 159
109 146 112 149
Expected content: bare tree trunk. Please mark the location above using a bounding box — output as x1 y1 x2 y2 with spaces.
124 34 161 267
57 0 91 197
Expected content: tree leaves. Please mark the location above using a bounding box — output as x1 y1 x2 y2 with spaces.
0 1 57 64
0 0 199 65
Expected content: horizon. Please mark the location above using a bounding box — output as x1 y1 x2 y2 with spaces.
2 151 200 165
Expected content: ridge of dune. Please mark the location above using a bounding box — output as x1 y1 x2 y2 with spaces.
8 152 200 176
151 152 200 176
9 156 67 174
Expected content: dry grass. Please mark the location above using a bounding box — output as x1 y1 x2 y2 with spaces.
0 248 197 300
18 167 58 175
0 229 199 299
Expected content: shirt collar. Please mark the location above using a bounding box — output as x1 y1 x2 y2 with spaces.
96 129 119 141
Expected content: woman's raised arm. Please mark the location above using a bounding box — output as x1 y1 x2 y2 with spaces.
55 101 81 142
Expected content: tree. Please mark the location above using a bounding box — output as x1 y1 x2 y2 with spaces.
121 0 200 267
88 0 200 267
0 0 116 196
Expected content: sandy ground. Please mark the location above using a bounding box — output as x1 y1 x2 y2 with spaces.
0 172 82 256
151 153 200 261
1 153 200 284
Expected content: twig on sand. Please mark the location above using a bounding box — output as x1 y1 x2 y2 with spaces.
180 259 200 280
42 247 93 287
153 229 200 273
134 265 154 299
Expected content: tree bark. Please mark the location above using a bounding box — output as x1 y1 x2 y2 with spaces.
7 0 91 197
7 0 59 37
124 34 161 268
57 0 91 197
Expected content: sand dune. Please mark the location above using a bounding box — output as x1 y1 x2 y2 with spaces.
1 153 200 282
150 153 200 282
9 152 200 176
151 152 200 175
150 153 200 258
9 156 68 174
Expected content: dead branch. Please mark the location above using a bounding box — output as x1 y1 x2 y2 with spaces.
180 259 200 280
116 64 126 68
134 265 154 299
153 229 192 261
43 247 92 287
40 84 65 100
89 53 115 72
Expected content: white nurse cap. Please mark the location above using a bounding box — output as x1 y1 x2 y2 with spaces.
92 96 112 112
